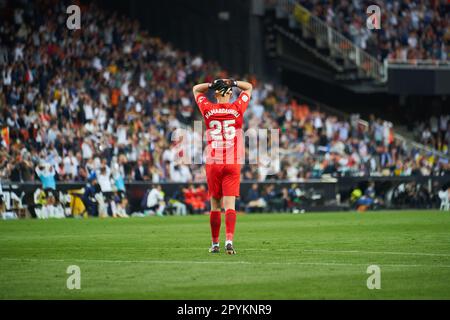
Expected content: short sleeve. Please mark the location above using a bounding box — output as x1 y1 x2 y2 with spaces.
196 94 210 113
234 92 251 113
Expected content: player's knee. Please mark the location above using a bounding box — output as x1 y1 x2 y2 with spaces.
210 197 221 211
223 196 236 211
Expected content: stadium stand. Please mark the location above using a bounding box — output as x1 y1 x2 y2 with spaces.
0 0 449 190
298 0 449 62
413 113 450 152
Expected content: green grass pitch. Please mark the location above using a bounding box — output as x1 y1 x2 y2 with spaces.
1 210 450 299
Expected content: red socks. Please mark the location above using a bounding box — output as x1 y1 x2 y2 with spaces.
210 209 237 243
225 209 236 242
210 211 221 243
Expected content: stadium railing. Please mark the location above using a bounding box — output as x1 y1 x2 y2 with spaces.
387 60 450 69
265 0 387 82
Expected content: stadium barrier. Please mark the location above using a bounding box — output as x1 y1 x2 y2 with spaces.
1 176 449 217
0 180 337 215
387 62 450 95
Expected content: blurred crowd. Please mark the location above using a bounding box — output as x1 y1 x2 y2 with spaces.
267 111 450 180
414 113 450 153
299 0 449 62
0 0 449 196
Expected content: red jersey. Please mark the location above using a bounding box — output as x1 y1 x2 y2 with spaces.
196 92 250 164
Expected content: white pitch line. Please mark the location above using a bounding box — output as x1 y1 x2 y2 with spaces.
302 249 450 257
2 247 450 258
2 257 450 269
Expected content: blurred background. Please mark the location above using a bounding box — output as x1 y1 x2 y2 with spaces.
0 0 449 219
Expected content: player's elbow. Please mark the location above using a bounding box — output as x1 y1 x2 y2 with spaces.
244 82 253 92
244 83 253 95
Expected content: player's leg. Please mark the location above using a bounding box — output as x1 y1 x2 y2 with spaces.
206 164 223 253
209 197 222 253
222 164 240 255
223 196 237 254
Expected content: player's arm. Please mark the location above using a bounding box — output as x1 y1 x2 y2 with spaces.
192 83 210 100
193 80 230 100
223 79 252 96
226 79 252 112
235 80 253 97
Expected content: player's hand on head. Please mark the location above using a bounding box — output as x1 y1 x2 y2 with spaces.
209 79 228 91
223 79 238 87
209 79 223 90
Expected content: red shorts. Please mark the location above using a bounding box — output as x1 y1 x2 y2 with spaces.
205 163 241 199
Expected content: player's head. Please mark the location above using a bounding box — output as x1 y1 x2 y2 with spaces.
211 79 233 103
214 87 233 103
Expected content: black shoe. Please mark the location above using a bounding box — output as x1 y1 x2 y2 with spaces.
209 245 220 253
226 243 236 255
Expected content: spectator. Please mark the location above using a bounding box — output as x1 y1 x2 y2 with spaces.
169 188 188 216
0 0 447 191
245 183 266 213
183 184 206 214
83 176 99 216
144 185 166 216
35 163 56 192
110 192 129 218
97 164 113 193
300 0 448 62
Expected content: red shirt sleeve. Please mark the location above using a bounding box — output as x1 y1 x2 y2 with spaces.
195 94 210 114
234 92 251 113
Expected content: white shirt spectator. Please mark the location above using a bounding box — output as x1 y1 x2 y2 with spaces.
95 107 107 126
440 115 449 131
14 8 24 24
181 96 190 107
121 81 130 97
408 34 418 48
162 149 175 163
97 169 112 192
14 44 24 61
2 68 12 86
422 129 432 141
169 163 191 182
47 127 58 144
146 188 163 208
191 56 203 68
82 141 93 159
179 165 192 182
287 165 299 181
139 73 146 88
338 123 349 141
430 116 439 134
117 126 127 145
325 117 335 138
63 155 78 178
250 101 264 119
84 102 94 121
92 56 102 71
313 115 323 130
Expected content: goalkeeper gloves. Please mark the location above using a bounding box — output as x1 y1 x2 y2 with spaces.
209 79 237 97
209 79 227 91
